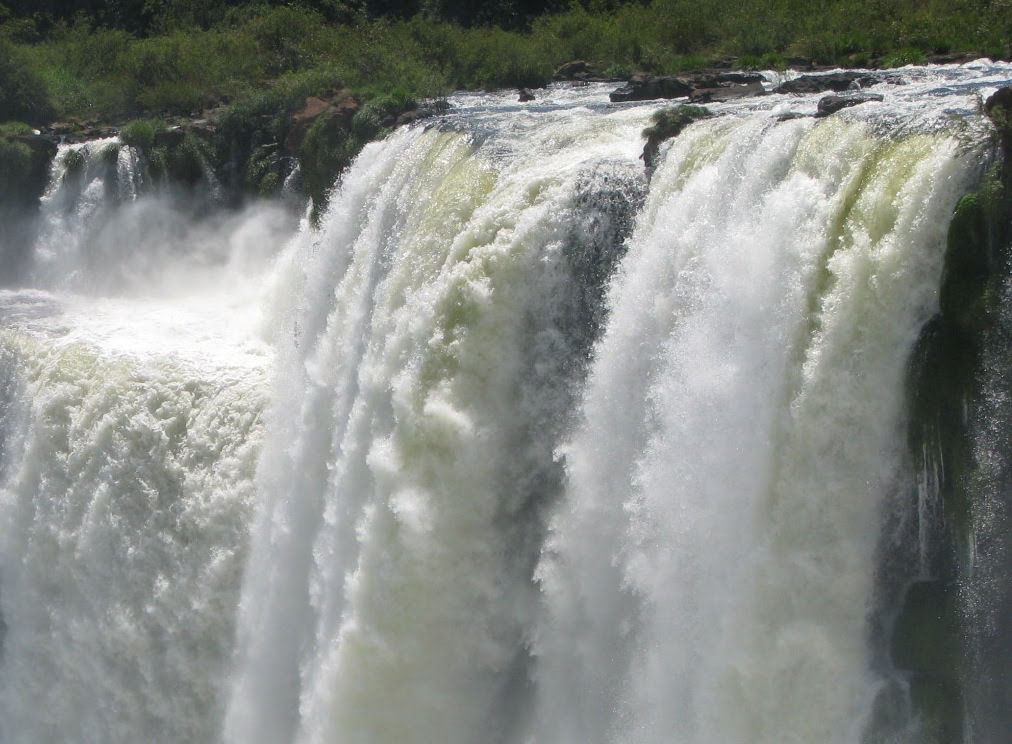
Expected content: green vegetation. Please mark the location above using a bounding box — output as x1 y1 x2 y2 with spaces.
0 0 1010 131
119 118 166 149
0 137 31 198
644 105 711 143
642 104 711 174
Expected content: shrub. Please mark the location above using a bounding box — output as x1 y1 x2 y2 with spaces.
0 39 54 124
0 120 31 136
119 119 166 150
642 104 712 174
0 138 31 200
881 47 928 68
62 147 85 175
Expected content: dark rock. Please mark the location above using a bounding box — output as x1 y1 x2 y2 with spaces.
555 60 608 82
187 119 218 138
775 71 869 95
610 73 693 103
683 71 764 89
518 88 536 102
396 109 432 127
892 580 958 675
815 92 884 117
690 81 766 103
776 111 809 122
43 122 75 137
641 104 712 177
715 71 765 85
153 127 185 148
855 74 894 88
3 134 58 207
985 86 1012 125
928 51 982 65
11 134 58 161
890 579 964 742
395 101 450 128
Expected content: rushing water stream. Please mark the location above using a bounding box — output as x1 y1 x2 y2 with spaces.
0 62 1009 744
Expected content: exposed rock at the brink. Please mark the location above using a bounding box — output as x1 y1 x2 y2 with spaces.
610 73 693 102
816 92 884 117
518 88 536 102
611 70 767 104
641 104 712 177
690 80 765 103
774 71 880 95
985 86 1012 156
395 100 451 127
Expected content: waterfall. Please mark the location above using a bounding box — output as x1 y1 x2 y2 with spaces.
533 113 973 744
0 64 1009 744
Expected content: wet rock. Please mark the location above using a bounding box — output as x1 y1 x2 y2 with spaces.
42 122 75 138
395 100 451 127
610 73 693 103
775 71 872 95
690 80 766 103
641 104 712 177
890 579 964 743
985 86 1012 141
683 71 765 89
153 127 186 148
518 88 535 102
815 92 884 117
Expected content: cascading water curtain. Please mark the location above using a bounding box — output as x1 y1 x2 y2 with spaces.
0 66 1007 744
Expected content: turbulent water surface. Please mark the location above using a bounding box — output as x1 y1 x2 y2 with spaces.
0 62 1009 744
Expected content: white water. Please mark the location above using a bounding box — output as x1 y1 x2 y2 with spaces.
0 62 1008 744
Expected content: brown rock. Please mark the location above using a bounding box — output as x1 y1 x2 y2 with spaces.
284 91 359 154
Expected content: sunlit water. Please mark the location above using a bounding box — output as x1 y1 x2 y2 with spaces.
0 60 1009 744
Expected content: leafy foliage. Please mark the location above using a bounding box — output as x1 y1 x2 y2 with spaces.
0 0 1009 128
0 39 54 123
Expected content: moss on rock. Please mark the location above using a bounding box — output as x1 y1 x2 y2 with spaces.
642 104 712 177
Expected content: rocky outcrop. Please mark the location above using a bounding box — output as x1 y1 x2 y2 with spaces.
774 71 879 95
554 60 610 82
518 88 535 102
641 104 712 177
611 70 767 104
1 133 58 207
815 92 883 117
395 100 451 127
610 73 693 103
283 91 359 156
690 80 765 103
985 86 1012 154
